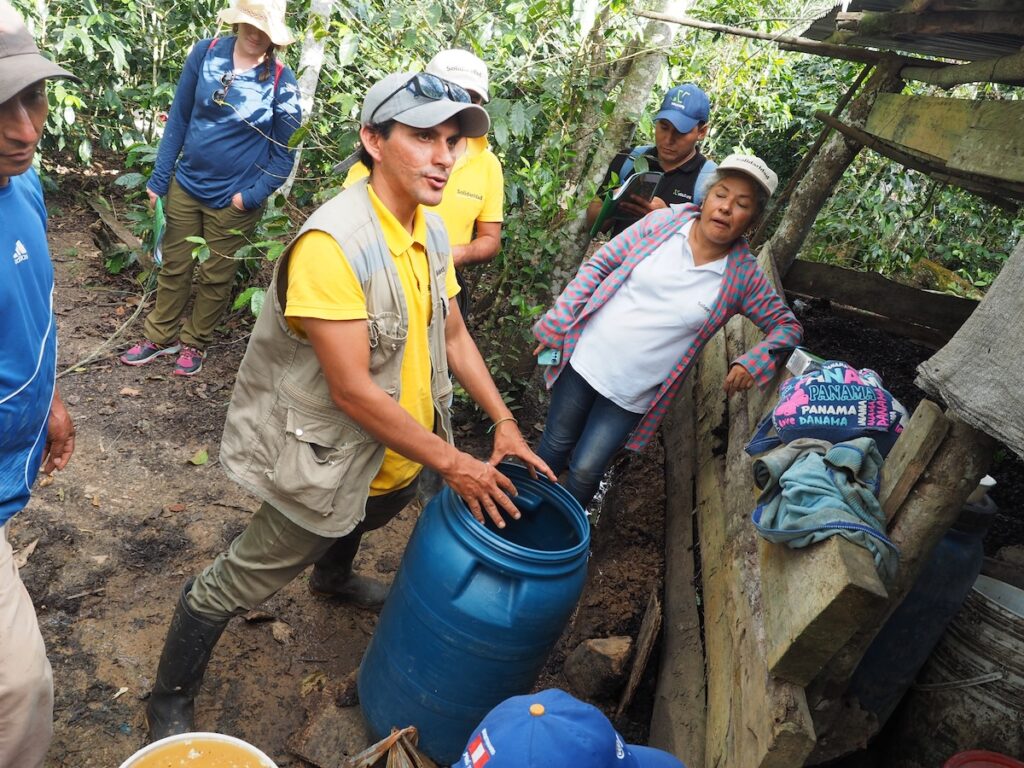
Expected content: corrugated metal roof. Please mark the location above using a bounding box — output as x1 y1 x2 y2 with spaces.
803 1 1024 62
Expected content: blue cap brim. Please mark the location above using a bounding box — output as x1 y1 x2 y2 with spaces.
626 744 686 768
653 109 699 135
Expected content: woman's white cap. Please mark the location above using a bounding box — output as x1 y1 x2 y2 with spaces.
217 0 295 47
426 48 490 103
717 154 779 195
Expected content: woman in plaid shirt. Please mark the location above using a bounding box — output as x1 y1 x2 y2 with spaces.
533 154 802 506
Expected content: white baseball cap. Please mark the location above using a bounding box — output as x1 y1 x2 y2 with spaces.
426 48 490 103
716 153 779 196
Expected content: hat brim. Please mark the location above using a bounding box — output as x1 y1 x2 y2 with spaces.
653 108 700 135
217 8 296 46
0 53 80 105
626 744 686 768
393 101 490 138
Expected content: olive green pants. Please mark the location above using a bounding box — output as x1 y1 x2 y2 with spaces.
144 178 263 350
186 481 419 621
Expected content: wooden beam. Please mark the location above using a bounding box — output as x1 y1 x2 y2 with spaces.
867 94 1024 185
837 10 1024 36
696 321 815 767
815 111 1024 203
634 11 948 68
782 260 979 344
902 50 1024 87
649 381 707 765
880 400 951 524
762 536 888 686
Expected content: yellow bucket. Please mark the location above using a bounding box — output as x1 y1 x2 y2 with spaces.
118 732 277 768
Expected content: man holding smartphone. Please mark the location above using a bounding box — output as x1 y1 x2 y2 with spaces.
585 83 717 237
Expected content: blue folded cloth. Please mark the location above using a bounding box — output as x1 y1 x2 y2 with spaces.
752 436 899 583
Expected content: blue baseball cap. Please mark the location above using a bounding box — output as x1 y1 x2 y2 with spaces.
452 689 685 768
653 84 710 134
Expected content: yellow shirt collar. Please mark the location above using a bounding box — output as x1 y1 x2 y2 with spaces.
367 183 428 257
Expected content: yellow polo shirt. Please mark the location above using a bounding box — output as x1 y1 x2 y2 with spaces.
344 136 504 247
284 185 460 495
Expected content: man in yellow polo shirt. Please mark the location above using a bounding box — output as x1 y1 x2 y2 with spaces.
345 48 504 318
144 70 553 741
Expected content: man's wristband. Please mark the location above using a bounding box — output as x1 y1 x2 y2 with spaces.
487 416 518 434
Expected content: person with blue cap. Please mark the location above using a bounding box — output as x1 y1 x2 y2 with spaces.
453 689 685 768
586 83 717 237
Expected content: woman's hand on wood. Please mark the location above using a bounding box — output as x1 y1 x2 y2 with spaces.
723 363 754 396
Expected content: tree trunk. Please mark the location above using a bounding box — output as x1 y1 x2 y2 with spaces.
559 0 695 267
916 236 1024 459
277 0 336 199
763 57 905 278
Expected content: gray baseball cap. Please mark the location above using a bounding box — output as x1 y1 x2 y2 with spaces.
0 2 79 104
361 71 489 138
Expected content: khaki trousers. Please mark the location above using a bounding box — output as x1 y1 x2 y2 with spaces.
144 178 264 350
187 481 419 621
0 524 53 768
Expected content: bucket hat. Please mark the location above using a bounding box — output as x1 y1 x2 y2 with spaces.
361 71 490 138
0 1 79 104
717 153 779 196
452 689 685 768
653 83 710 134
426 49 490 103
217 0 295 47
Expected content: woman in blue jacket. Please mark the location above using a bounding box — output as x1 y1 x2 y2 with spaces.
121 0 301 376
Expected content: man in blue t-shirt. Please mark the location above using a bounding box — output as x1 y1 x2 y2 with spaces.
0 3 78 765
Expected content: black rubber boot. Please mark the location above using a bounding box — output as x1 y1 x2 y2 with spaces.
308 534 389 609
146 582 229 742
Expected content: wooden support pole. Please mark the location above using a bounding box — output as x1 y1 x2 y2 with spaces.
804 416 995 764
815 111 1024 204
634 11 947 69
762 59 906 278
902 50 1024 88
837 10 1024 36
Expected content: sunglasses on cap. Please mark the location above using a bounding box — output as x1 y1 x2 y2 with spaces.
368 72 471 124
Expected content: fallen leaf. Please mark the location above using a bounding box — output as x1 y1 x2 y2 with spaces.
301 672 328 697
270 620 293 645
91 495 100 508
111 686 129 701
14 539 39 568
119 386 141 397
242 610 276 623
167 503 186 513
114 306 126 317
57 488 65 501
38 475 54 488
188 448 209 466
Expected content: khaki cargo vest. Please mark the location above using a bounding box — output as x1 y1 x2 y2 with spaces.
219 179 454 536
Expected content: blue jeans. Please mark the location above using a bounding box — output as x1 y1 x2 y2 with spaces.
537 363 643 507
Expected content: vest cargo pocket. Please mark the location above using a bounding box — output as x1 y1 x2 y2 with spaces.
271 407 367 515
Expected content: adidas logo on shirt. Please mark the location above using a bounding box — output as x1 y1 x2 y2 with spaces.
12 240 29 265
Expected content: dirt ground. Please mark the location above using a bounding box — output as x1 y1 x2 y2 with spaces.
12 194 667 768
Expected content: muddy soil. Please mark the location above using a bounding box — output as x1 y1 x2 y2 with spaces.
14 191 666 768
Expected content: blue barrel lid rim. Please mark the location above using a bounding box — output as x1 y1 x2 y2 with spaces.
439 462 591 567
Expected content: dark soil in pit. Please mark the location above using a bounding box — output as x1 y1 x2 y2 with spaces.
13 182 667 767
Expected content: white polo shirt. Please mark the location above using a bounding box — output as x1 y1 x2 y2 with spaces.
571 220 726 413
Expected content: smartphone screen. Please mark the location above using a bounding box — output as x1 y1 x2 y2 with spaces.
537 348 561 366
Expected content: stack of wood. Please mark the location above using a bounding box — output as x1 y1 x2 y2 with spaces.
650 263 994 766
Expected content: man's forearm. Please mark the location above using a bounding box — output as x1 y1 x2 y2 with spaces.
452 222 501 269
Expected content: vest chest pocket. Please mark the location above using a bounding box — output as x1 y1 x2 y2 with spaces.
271 407 369 515
367 310 408 378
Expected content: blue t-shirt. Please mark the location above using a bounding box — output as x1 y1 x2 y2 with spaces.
0 169 57 524
148 37 302 210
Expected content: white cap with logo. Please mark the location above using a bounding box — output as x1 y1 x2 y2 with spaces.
426 48 490 103
717 154 779 196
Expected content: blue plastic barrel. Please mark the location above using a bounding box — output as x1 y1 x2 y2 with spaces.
358 462 591 764
847 495 997 727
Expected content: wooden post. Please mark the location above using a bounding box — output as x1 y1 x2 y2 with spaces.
762 59 905 278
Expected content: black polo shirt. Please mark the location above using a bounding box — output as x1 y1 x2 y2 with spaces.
601 148 711 235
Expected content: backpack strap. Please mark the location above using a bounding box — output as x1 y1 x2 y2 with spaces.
745 413 783 456
619 144 654 181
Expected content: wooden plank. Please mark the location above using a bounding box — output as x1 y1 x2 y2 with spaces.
88 198 144 251
866 93 973 164
649 380 707 765
949 101 1024 184
763 536 888 686
784 260 977 342
616 589 662 717
696 322 816 768
880 400 950 523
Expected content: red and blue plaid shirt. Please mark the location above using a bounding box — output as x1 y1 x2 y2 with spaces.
533 204 802 451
